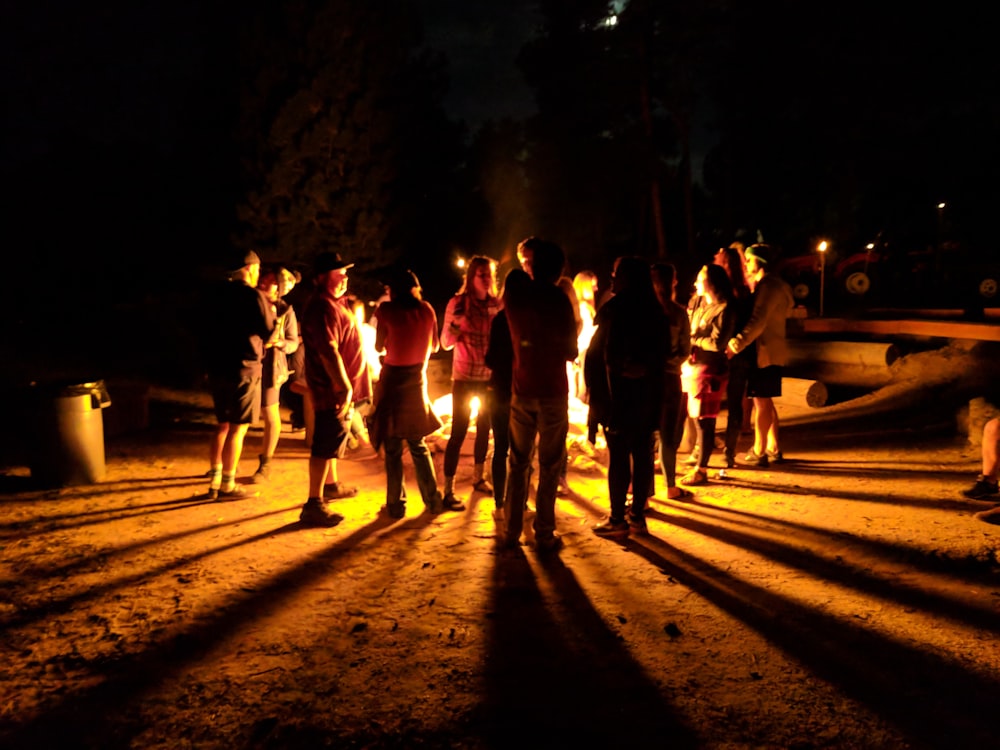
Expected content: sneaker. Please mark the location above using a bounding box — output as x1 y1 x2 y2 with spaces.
300 498 345 527
766 450 784 463
626 511 648 535
593 518 629 538
441 493 466 512
534 534 563 553
684 446 701 466
251 458 271 484
742 450 769 468
385 501 406 519
472 478 493 494
323 482 359 500
206 487 219 501
217 484 258 501
962 476 1000 500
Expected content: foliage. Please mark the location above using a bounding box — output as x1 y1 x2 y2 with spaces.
234 0 463 277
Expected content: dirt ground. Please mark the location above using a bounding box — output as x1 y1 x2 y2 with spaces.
1 375 1000 749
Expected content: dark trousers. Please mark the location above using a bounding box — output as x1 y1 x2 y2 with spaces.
444 380 492 477
490 396 511 509
725 355 751 460
607 428 656 521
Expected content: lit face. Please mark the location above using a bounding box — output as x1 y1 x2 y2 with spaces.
713 248 728 270
259 272 279 302
517 248 534 279
471 265 493 297
746 255 762 277
324 268 349 299
611 260 624 295
694 266 707 297
278 270 296 298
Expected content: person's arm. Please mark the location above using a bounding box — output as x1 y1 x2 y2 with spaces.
558 294 579 362
320 313 353 417
440 296 462 350
675 305 692 361
374 303 388 354
427 303 441 355
729 279 777 354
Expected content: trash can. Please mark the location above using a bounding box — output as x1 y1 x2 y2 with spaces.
29 380 112 487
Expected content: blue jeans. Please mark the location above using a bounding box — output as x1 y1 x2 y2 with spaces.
505 394 568 543
384 436 440 508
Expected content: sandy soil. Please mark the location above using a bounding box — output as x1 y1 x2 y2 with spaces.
1 380 999 749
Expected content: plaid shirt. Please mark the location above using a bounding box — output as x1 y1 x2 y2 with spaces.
441 293 501 381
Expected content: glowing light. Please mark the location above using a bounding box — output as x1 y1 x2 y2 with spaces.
866 243 875 250
456 257 466 269
937 202 946 210
817 241 828 253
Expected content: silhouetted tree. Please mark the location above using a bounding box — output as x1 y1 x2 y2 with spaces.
235 0 462 275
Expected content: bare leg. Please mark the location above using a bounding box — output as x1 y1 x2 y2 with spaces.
210 423 229 465
309 456 330 498
984 418 1000 480
752 397 776 456
261 403 281 459
766 408 781 455
222 423 250 474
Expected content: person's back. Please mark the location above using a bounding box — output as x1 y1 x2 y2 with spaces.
205 278 273 378
377 298 437 367
505 281 577 398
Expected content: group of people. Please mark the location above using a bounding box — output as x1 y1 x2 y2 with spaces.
582 243 794 537
203 239 997 543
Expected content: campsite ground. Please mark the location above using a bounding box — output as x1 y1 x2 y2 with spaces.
1 374 999 749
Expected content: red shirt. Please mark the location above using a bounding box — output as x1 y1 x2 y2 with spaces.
375 299 439 366
302 292 373 410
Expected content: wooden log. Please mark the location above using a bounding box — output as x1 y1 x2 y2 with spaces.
786 340 900 368
778 377 828 408
785 362 893 389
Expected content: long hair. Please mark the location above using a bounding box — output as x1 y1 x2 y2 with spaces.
457 256 497 298
702 263 734 305
716 247 751 300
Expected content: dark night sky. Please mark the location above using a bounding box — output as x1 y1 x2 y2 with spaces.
1 1 538 168
418 0 540 127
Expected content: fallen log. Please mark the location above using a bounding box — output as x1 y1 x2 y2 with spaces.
778 377 829 408
785 340 899 388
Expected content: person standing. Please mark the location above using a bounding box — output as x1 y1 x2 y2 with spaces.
726 244 794 467
714 246 754 468
298 252 373 527
651 262 692 500
204 250 275 500
502 238 578 552
253 265 299 483
440 256 501 510
484 269 531 513
587 257 668 537
682 264 735 485
370 269 446 518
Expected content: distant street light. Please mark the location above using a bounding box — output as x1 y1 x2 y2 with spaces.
817 241 829 317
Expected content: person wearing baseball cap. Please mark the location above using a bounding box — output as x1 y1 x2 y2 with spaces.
203 249 275 500
298 252 372 526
